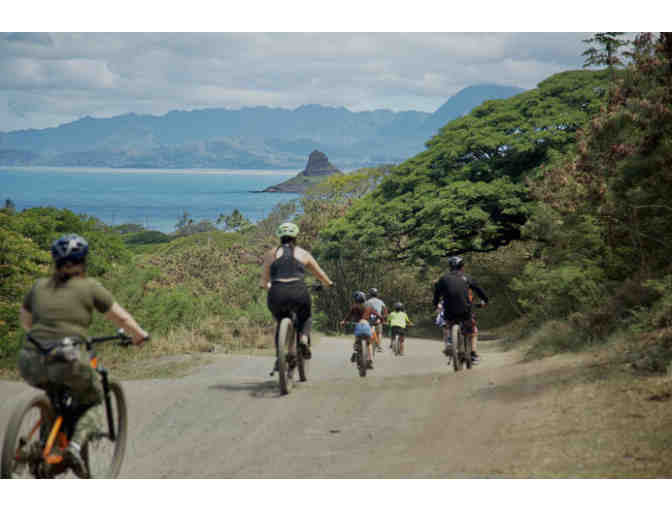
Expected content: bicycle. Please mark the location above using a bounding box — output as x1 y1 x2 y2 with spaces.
342 321 373 377
391 327 403 356
1 330 139 478
270 284 322 395
445 303 484 372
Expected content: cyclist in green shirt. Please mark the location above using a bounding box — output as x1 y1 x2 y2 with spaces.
388 302 413 355
18 234 149 477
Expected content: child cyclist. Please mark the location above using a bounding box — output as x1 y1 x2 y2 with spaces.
388 302 414 355
340 290 383 369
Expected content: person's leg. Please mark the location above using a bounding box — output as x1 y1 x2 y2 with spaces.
442 324 453 355
47 357 104 443
46 355 103 477
367 337 374 367
18 346 49 390
267 286 285 358
290 283 312 357
470 315 480 363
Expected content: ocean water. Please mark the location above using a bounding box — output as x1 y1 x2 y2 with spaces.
0 167 301 233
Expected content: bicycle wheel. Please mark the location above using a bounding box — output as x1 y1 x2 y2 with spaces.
393 334 399 355
298 333 309 382
451 324 462 372
81 380 128 478
277 318 294 395
357 337 367 377
1 395 54 479
465 333 473 370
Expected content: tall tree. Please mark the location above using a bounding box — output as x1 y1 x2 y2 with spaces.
318 70 611 266
582 32 631 92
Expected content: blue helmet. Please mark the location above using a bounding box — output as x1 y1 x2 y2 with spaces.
353 291 366 303
51 234 89 266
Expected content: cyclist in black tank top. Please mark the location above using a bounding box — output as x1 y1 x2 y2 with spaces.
270 243 306 281
261 223 333 361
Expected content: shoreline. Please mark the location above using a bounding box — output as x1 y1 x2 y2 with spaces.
0 166 298 176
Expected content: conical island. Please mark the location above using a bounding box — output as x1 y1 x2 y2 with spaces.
262 150 343 193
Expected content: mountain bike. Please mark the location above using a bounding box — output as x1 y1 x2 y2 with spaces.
354 331 370 377
391 326 408 356
342 321 372 377
446 303 484 372
447 320 472 371
1 330 140 478
270 284 322 395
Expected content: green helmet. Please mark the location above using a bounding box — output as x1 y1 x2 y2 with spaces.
276 222 299 238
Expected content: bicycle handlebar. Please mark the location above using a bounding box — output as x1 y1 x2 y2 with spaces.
89 329 150 348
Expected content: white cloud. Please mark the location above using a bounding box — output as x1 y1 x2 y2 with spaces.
0 32 600 132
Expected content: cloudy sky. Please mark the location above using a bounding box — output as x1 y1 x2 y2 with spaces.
1 3 640 133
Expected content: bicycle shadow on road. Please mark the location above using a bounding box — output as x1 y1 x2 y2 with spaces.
208 380 282 399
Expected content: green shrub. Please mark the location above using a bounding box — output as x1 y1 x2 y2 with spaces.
524 320 583 359
511 260 604 327
123 230 172 245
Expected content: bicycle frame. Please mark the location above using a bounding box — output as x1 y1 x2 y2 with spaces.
26 333 129 468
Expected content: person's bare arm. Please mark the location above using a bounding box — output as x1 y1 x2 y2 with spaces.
260 249 273 289
20 306 32 331
303 252 333 287
105 302 149 345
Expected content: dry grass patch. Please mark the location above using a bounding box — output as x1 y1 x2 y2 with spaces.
0 317 277 381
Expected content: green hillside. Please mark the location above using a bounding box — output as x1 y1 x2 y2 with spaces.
3 33 672 379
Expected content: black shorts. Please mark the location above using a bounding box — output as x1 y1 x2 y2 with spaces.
267 280 312 339
390 326 406 338
443 311 474 334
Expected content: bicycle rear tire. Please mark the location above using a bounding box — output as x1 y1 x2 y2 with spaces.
1 395 54 479
277 318 294 395
393 334 400 356
81 380 128 478
298 333 309 382
451 324 462 372
357 336 367 377
465 334 473 370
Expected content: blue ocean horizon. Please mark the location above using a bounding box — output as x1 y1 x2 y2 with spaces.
0 166 302 233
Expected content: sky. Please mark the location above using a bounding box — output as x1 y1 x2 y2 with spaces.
0 1 652 133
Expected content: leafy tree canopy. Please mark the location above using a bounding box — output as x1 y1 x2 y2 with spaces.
217 209 253 233
318 70 611 265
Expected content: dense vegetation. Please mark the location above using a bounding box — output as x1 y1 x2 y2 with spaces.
2 32 671 377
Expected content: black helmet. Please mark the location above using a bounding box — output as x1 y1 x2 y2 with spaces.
51 234 89 266
353 290 366 303
368 287 378 297
394 302 403 311
448 256 464 270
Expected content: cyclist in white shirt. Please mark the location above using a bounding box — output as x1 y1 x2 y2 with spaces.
365 287 387 352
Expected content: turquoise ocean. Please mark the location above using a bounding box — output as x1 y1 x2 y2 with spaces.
0 167 301 233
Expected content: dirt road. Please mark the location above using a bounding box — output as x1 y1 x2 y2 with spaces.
2 334 670 477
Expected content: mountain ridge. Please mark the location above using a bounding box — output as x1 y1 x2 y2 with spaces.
0 84 525 169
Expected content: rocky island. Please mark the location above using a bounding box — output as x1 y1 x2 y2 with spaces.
262 150 343 193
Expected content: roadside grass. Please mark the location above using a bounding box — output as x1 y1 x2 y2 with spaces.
491 348 672 477
0 319 277 381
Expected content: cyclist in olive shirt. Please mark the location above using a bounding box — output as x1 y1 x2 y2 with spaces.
18 234 149 477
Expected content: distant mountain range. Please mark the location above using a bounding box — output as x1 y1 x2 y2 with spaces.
0 84 524 170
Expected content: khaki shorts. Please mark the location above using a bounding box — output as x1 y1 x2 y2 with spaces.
18 345 103 407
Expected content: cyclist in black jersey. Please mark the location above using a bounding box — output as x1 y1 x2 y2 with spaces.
433 256 488 364
260 222 333 361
